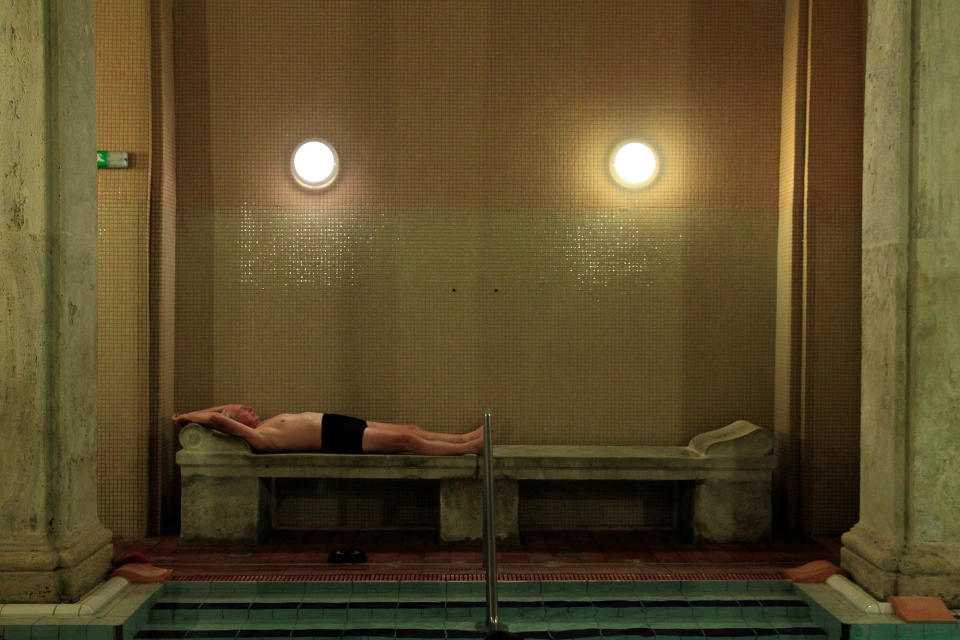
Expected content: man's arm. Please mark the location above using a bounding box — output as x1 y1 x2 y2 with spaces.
173 410 221 427
174 411 270 449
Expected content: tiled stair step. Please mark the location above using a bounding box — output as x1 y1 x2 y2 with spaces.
136 623 827 639
149 597 813 624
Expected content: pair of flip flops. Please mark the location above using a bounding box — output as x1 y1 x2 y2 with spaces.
327 548 366 564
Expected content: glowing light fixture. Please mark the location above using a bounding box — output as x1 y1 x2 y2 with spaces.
610 140 659 189
291 139 339 189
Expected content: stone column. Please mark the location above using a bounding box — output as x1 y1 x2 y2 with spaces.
842 0 960 607
0 0 113 602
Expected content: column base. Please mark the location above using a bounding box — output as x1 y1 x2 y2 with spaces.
0 525 113 603
842 524 960 607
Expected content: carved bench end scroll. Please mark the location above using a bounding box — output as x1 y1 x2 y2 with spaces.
178 423 252 453
688 420 774 457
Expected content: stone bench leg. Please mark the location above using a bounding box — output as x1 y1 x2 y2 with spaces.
181 475 271 545
439 479 518 543
682 479 772 543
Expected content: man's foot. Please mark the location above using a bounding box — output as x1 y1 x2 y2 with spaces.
461 424 484 442
466 438 484 455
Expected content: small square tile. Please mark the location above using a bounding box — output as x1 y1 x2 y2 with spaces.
543 581 589 597
167 583 213 598
422 605 449 620
714 610 746 623
500 582 541 598
303 608 348 624
394 607 425 624
587 581 634 598
923 623 960 640
346 608 395 624
150 608 175 623
212 584 258 597
554 633 602 640
895 626 927 640
197 607 226 621
395 629 445 639
445 583 484 600
633 584 664 598
340 626 395 640
683 583 723 596
616 605 648 620
499 607 540 625
1 627 33 640
444 606 485 622
857 624 900 640
350 583 398 598
848 625 871 640
85 626 116 640
57 625 88 640
222 609 253 622
302 583 352 598
398 581 444 599
289 630 344 640
257 583 304 597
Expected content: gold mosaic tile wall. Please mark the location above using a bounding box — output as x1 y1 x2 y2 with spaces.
94 0 863 535
95 0 178 537
171 0 783 530
774 0 864 535
148 0 178 533
775 0 807 534
797 0 863 535
172 0 782 432
95 0 152 537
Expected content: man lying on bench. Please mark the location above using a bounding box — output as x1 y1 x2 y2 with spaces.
173 405 483 455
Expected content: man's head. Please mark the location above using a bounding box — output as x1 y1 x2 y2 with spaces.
221 404 262 427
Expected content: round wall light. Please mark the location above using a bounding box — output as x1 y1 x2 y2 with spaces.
291 139 339 189
610 140 660 189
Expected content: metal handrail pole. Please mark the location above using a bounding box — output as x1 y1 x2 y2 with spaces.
482 411 499 631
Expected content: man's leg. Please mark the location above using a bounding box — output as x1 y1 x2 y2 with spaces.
366 421 483 444
361 427 482 455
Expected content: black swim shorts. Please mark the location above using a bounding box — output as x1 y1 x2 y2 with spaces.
320 413 368 454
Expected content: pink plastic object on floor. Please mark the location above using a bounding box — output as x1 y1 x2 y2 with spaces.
784 559 844 583
888 596 956 623
110 563 174 583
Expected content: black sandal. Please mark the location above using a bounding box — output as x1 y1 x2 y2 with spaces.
327 549 349 564
347 549 367 563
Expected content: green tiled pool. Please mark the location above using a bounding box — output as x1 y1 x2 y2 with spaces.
139 580 823 640
2 580 958 640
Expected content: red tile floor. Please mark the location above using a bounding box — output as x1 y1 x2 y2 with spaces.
114 529 841 581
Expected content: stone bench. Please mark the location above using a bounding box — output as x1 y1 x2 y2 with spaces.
175 420 775 546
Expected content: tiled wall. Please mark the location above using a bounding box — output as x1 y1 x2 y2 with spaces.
148 0 178 532
775 0 808 534
95 0 178 537
170 0 782 530
94 0 862 535
774 0 864 535
796 0 863 535
95 0 152 536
